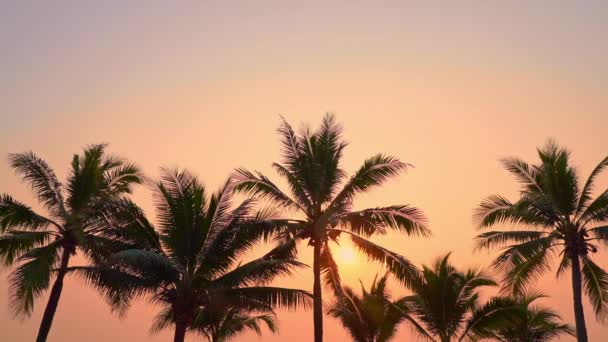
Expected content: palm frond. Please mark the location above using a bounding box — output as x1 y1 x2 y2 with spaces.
213 257 305 288
495 237 555 295
0 194 58 232
589 225 608 245
320 243 343 295
223 287 312 311
579 190 608 226
9 241 61 316
338 230 419 288
338 205 429 237
111 249 180 283
576 156 608 216
581 256 608 322
330 154 410 212
0 230 56 266
9 152 66 218
474 230 548 251
66 265 155 316
232 168 304 213
474 195 555 229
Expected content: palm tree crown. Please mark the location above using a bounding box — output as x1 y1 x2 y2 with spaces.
194 306 278 342
328 273 430 342
474 140 608 341
233 114 429 342
487 291 574 342
405 253 497 342
77 168 311 342
0 144 144 342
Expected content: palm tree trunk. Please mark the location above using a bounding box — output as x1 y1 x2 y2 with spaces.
36 247 71 342
570 253 588 342
174 320 187 342
313 240 323 342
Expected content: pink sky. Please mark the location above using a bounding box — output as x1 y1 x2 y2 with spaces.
1 1 607 341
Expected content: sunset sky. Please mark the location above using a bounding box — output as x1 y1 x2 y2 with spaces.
1 1 607 341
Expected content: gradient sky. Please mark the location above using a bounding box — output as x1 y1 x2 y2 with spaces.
1 1 607 341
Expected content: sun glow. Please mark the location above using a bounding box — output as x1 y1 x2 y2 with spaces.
334 242 359 266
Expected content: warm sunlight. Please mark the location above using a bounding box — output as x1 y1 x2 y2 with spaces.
334 242 359 266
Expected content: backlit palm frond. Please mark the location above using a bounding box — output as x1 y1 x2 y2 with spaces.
223 287 312 311
339 230 419 288
338 205 429 237
579 190 608 226
495 237 556 295
9 240 61 317
0 194 58 232
0 230 56 266
581 256 608 322
589 225 608 246
474 195 555 229
320 243 342 295
66 265 156 316
576 156 608 216
330 154 410 212
8 152 66 218
474 230 549 251
232 168 304 213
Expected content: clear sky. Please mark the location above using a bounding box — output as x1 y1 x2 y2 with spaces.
1 1 607 341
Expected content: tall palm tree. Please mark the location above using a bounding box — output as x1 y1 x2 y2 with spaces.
485 291 574 342
328 273 431 342
0 144 144 342
233 114 429 342
405 254 497 342
193 306 278 342
474 140 608 342
73 169 311 342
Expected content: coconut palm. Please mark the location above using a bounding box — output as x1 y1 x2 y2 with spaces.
484 291 574 342
72 168 311 342
233 114 429 342
328 273 431 342
193 306 278 342
0 144 144 342
474 140 608 342
405 254 497 342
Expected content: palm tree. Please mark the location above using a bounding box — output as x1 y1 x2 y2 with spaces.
73 168 311 342
193 306 278 342
0 144 143 342
328 273 431 342
405 254 497 342
486 291 574 342
233 114 429 342
474 140 608 342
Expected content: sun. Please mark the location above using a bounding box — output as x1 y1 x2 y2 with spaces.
334 243 358 266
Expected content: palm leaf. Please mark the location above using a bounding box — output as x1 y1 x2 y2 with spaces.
576 156 608 216
338 205 429 237
0 194 58 232
338 230 419 288
581 256 608 322
8 152 66 218
9 240 61 316
0 230 56 265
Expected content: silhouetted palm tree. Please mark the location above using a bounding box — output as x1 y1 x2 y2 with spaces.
485 291 574 342
233 114 429 342
0 144 144 342
328 273 431 342
74 169 311 342
474 140 608 342
194 307 277 342
405 254 497 342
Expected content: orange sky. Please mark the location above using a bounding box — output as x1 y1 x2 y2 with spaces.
1 1 607 341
